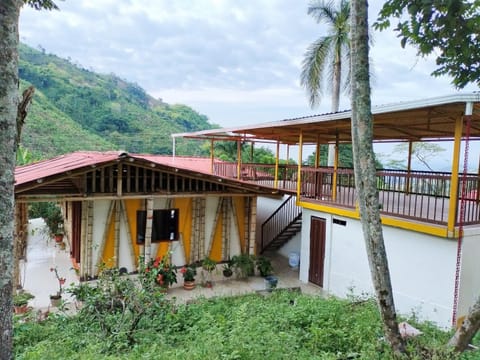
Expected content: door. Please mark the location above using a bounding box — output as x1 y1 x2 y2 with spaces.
309 216 326 287
71 201 82 264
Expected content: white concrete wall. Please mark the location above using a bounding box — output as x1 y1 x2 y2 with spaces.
299 209 458 328
457 228 480 320
256 195 290 244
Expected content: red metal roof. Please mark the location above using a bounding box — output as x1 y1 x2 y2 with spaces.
15 151 215 186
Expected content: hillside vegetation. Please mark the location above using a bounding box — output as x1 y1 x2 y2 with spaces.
19 43 215 159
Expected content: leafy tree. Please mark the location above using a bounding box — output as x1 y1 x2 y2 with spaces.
301 0 351 111
375 1 480 352
383 142 446 171
350 0 405 355
301 0 350 167
375 0 480 88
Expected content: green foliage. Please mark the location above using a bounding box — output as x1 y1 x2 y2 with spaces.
383 142 446 171
13 291 34 307
306 144 384 169
300 0 351 109
255 256 274 277
375 0 480 88
201 257 217 273
29 202 63 235
66 282 96 302
231 254 255 278
179 264 197 282
18 43 215 158
139 255 177 288
23 0 59 11
15 291 474 359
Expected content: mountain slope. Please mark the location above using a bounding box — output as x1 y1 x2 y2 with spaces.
19 43 215 158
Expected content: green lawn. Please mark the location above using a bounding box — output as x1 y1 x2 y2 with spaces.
14 289 479 359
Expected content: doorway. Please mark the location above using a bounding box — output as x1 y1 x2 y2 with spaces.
309 216 326 287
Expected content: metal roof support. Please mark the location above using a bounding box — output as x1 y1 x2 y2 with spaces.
236 139 241 180
210 139 214 174
297 131 303 197
447 115 464 236
406 141 413 194
274 140 280 188
332 133 339 201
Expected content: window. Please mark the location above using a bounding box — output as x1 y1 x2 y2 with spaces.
136 209 179 244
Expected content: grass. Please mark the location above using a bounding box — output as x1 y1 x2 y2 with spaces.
14 290 480 359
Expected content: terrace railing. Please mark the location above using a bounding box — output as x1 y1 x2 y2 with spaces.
213 162 480 226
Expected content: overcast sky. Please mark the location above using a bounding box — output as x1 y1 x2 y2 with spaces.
20 0 477 131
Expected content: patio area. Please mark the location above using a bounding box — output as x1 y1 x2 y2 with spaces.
19 218 324 313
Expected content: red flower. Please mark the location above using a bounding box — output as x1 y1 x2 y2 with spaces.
180 267 187 274
59 278 66 285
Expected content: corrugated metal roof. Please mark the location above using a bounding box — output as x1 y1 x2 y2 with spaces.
14 151 216 187
133 154 213 173
15 151 122 186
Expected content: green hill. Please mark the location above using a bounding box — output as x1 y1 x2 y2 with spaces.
18 43 215 159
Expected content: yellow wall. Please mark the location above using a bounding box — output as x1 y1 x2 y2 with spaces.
101 196 246 267
233 197 245 252
174 198 192 262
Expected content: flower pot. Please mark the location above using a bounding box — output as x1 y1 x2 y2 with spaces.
54 234 64 243
50 295 62 307
264 276 278 292
223 268 233 278
14 304 29 314
183 280 196 290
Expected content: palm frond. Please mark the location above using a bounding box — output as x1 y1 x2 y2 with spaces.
300 37 333 108
308 0 337 25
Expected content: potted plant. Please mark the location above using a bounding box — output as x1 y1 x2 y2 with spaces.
180 264 197 290
256 256 274 277
231 254 255 279
13 291 34 314
201 257 217 287
222 259 234 278
141 255 177 291
50 266 66 307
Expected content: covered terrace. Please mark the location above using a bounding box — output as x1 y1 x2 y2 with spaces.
173 94 480 238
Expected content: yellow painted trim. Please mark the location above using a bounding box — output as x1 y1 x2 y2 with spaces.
447 116 463 233
274 141 279 188
210 139 214 174
298 201 359 218
237 140 241 180
381 217 448 238
173 198 192 263
332 136 339 201
233 197 245 251
102 212 116 269
299 200 449 238
297 132 303 196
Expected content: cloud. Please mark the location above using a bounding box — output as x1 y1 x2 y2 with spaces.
19 1 478 127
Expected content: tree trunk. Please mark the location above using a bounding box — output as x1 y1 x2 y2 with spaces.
448 297 480 352
349 0 405 355
0 1 21 358
327 50 342 167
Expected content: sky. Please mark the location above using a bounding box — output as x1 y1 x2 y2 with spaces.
19 0 479 169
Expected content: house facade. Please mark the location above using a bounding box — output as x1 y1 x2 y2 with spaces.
14 152 280 281
175 93 480 328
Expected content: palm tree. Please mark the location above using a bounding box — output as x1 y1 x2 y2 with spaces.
301 0 350 166
301 0 350 112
